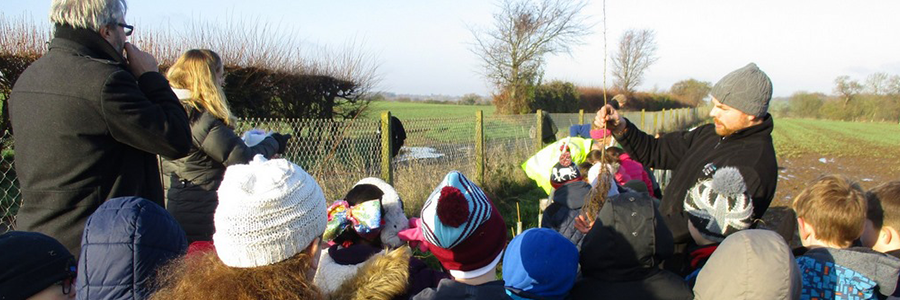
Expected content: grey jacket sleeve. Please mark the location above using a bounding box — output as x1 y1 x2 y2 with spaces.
198 116 279 166
101 71 192 159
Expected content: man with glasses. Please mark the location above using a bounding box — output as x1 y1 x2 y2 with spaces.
8 0 191 257
0 231 77 299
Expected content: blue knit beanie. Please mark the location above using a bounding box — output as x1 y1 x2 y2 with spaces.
502 228 579 300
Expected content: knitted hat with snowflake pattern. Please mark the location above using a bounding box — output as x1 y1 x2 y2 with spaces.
214 155 327 268
420 171 507 279
683 166 754 243
550 144 582 189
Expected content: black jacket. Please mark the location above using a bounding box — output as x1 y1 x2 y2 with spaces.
571 192 693 300
162 107 278 242
542 181 591 249
616 115 777 243
9 25 191 256
412 279 511 300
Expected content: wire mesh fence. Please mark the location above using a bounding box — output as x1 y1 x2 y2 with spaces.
0 107 704 233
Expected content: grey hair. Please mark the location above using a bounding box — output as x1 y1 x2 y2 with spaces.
49 0 127 32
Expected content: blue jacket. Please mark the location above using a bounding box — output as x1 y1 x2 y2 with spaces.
77 197 187 300
797 247 900 299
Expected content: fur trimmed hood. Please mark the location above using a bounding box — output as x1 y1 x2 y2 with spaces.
327 246 412 300
353 178 410 247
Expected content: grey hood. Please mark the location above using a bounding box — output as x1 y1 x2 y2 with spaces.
693 229 801 300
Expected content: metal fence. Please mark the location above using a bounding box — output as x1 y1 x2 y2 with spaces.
0 107 705 232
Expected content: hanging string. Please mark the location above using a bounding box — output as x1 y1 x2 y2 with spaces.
602 0 608 107
583 0 613 224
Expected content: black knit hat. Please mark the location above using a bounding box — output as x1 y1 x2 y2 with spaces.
683 167 754 243
710 63 773 117
0 231 75 299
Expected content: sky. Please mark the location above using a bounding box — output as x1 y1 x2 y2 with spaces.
4 0 900 98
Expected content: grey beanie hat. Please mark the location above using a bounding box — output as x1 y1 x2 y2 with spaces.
710 63 772 117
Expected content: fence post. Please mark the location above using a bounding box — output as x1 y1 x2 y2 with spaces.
661 108 666 132
475 110 485 185
381 111 393 185
653 110 659 135
578 109 585 125
640 109 645 131
535 110 544 152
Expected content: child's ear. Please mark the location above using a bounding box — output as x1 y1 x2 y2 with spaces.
882 226 896 245
797 217 812 240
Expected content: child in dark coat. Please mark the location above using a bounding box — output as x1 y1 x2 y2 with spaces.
412 171 510 300
571 191 693 300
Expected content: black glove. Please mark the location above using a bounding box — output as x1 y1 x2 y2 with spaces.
271 133 291 154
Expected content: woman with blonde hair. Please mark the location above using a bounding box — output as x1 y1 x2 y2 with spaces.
162 49 290 243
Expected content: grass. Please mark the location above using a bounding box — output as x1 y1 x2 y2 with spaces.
772 118 900 158
364 101 496 119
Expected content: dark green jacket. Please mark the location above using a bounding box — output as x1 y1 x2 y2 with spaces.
9 25 191 256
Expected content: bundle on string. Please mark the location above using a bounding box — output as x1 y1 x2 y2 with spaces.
582 163 614 224
581 0 614 225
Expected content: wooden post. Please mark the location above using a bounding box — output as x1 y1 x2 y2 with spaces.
640 109 646 131
475 110 485 185
653 110 659 135
381 111 393 185
661 109 666 132
535 110 544 151
578 109 585 125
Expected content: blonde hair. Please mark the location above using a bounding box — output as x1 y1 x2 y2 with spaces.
50 0 127 31
151 251 322 300
167 49 236 126
792 175 866 248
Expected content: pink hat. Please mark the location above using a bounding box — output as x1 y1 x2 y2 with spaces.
590 129 612 139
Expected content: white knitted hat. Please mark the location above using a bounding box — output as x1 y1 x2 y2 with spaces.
214 155 327 268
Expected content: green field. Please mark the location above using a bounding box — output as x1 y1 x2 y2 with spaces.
772 118 900 158
363 101 496 119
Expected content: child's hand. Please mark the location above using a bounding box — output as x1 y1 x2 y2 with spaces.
575 215 594 234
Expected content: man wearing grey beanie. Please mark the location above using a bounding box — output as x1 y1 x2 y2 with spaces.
590 63 778 276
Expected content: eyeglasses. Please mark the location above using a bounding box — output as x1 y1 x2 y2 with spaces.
116 23 133 36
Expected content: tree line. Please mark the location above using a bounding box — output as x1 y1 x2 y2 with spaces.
772 73 900 122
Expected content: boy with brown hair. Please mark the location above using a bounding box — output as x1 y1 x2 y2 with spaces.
793 175 900 299
861 181 900 256
861 181 900 298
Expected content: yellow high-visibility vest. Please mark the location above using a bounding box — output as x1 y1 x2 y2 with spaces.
521 137 593 194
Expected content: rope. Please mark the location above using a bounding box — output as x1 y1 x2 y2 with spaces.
583 0 614 224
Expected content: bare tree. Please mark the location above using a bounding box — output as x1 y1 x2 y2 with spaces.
865 72 890 95
834 75 863 107
611 29 658 95
889 75 900 96
471 0 592 114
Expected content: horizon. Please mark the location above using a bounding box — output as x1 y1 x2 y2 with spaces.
4 0 900 98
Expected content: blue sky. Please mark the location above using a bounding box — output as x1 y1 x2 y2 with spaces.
4 0 900 98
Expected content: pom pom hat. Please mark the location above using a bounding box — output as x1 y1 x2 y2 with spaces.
683 166 754 243
421 171 507 278
214 155 327 268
